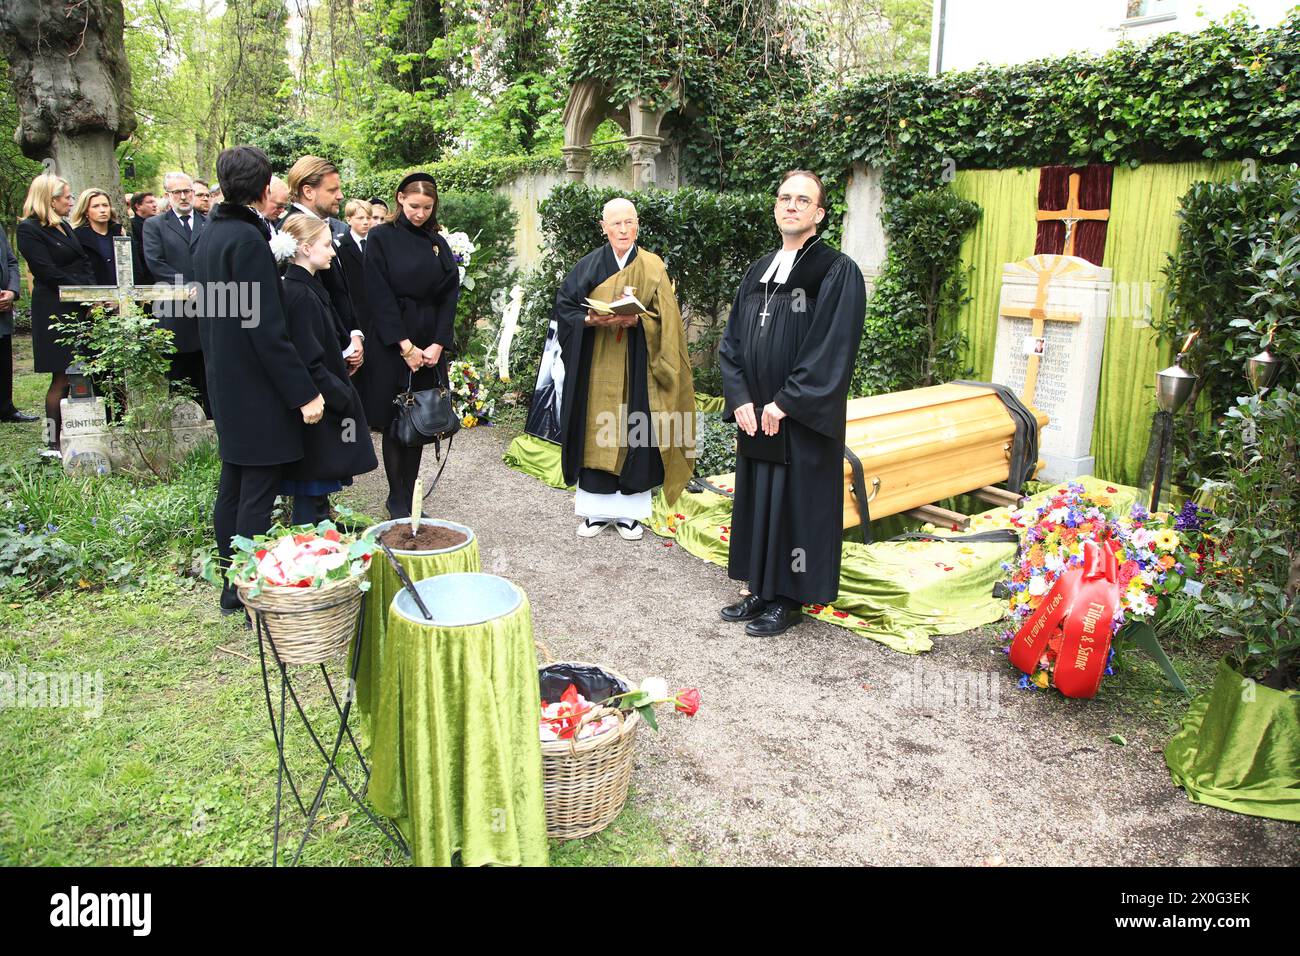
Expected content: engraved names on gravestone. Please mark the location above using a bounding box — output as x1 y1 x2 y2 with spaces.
990 254 1112 481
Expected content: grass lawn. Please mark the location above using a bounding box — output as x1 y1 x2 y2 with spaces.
0 337 697 866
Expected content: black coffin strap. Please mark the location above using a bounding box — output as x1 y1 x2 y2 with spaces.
843 444 873 544
954 380 1041 493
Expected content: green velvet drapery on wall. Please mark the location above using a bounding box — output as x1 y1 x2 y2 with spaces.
945 161 1238 485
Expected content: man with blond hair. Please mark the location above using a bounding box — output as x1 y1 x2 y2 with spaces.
280 155 363 371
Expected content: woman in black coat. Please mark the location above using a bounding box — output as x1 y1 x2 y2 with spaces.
358 172 459 519
16 174 95 452
70 188 125 286
276 216 378 525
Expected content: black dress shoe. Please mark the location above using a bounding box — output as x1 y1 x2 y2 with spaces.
720 593 767 622
0 410 38 423
745 599 804 636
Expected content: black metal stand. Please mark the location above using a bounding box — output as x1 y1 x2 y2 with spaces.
253 592 410 866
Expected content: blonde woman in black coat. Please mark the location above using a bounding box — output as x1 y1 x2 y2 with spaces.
275 215 377 525
16 173 94 453
357 172 459 519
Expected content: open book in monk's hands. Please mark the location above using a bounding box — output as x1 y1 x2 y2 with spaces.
584 294 656 318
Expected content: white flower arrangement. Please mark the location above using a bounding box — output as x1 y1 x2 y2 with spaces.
270 231 299 264
441 228 477 288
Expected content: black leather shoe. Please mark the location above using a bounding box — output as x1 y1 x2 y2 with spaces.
720 593 767 622
744 599 803 636
0 411 38 423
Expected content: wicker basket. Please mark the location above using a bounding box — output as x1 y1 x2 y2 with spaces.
539 661 641 841
238 573 365 666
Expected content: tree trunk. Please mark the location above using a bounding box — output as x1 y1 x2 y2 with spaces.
0 0 135 221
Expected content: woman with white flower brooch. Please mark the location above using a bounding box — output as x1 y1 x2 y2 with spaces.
272 216 378 525
356 172 460 519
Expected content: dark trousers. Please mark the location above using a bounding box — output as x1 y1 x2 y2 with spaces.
381 432 424 519
0 333 13 415
291 494 331 526
213 461 281 609
168 350 210 418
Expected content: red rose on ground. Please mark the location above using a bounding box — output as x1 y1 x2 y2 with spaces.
674 688 701 716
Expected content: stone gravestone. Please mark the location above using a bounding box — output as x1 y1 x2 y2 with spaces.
60 395 215 476
56 234 212 475
990 254 1112 481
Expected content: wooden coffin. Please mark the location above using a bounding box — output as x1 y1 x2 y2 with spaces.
707 383 1048 529
837 384 1047 528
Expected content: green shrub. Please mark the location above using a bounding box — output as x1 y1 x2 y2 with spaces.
692 411 736 479
1158 164 1300 484
853 189 980 396
437 190 520 355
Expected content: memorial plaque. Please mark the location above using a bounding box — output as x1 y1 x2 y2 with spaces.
990 255 1112 481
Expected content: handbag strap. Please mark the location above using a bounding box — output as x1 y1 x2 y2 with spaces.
422 433 454 501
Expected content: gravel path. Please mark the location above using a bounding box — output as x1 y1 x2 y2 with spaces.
351 426 1299 866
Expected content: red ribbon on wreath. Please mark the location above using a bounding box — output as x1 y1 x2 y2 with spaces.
1009 540 1121 699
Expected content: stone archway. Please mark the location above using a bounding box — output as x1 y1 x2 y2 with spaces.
561 78 681 190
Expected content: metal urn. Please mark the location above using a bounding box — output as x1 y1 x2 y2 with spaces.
1246 347 1283 393
1150 336 1199 512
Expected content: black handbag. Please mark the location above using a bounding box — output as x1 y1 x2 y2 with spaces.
390 367 461 448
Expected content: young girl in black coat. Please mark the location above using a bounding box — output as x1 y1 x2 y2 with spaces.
274 216 378 525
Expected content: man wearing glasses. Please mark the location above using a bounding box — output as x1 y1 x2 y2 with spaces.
717 170 866 637
143 171 211 414
192 180 212 216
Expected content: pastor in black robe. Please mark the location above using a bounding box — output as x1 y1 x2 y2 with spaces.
555 243 664 516
718 235 866 605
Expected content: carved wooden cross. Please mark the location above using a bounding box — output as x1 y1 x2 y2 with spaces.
1000 261 1085 403
1035 172 1110 258
59 236 191 315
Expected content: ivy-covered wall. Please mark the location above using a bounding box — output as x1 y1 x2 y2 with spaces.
727 13 1300 228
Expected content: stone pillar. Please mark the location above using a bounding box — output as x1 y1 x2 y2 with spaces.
561 145 593 182
626 136 664 190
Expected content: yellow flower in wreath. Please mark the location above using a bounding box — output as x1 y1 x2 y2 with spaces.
1152 529 1180 552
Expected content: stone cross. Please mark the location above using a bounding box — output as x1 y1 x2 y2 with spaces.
1035 172 1110 258
59 235 191 315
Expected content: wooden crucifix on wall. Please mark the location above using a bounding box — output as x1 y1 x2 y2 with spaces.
1034 165 1113 266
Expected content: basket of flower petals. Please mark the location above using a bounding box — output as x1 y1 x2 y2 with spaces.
538 660 700 840
222 522 378 665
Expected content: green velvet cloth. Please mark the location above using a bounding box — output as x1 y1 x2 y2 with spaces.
648 474 1142 654
369 592 549 866
355 535 481 746
1165 658 1300 823
503 434 573 490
